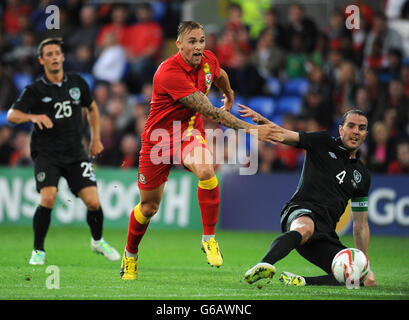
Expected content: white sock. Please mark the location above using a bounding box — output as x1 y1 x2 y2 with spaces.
202 235 215 242
92 237 103 246
125 249 138 259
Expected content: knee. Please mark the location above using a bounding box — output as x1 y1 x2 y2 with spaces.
40 190 57 208
195 165 215 181
290 216 314 245
84 199 100 211
140 202 159 218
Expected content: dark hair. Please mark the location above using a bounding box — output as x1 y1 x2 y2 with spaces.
37 37 64 57
341 109 368 125
177 21 204 40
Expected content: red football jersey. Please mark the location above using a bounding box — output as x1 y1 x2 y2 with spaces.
143 50 220 143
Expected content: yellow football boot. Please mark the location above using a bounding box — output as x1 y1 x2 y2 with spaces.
201 238 223 268
120 253 138 280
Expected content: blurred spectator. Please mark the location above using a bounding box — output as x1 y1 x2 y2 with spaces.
364 37 388 71
9 130 32 167
373 79 409 137
124 2 163 92
388 139 409 173
332 61 358 117
284 3 318 53
228 0 271 42
258 7 286 49
308 65 333 109
119 134 140 169
217 4 252 70
354 87 372 117
361 67 387 116
250 29 286 79
300 84 332 130
3 30 38 74
309 32 330 68
274 114 299 170
257 142 288 173
93 82 110 112
364 12 403 58
65 44 94 74
378 48 403 83
92 32 127 83
0 125 15 164
324 9 352 52
401 64 409 97
3 0 33 36
96 4 129 48
0 62 19 111
97 115 121 167
366 121 395 172
285 34 308 79
323 49 344 86
66 5 100 54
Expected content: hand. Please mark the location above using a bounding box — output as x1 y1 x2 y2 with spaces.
220 93 234 112
252 123 285 145
237 103 266 124
31 114 53 130
364 270 376 287
89 138 104 158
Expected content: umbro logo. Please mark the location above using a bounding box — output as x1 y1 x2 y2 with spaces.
329 151 337 159
42 97 52 103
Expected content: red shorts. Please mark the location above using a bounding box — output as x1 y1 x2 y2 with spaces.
138 132 209 190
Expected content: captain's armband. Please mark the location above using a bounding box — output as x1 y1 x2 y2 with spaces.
351 196 368 212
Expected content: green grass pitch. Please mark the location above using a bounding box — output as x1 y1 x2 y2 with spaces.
0 225 408 300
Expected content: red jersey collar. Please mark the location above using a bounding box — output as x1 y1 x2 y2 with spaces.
176 51 203 73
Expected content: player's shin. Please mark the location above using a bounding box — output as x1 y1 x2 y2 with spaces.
125 203 151 256
33 205 52 251
197 175 219 236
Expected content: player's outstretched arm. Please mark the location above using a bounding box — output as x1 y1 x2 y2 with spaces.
352 210 377 286
7 108 53 130
179 90 283 144
237 103 300 146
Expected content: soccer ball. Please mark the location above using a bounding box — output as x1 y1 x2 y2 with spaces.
331 248 370 285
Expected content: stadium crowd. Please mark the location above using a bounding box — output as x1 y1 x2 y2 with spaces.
0 0 408 175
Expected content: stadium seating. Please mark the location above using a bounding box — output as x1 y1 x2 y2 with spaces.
276 96 303 115
247 96 276 120
282 78 309 96
265 77 282 96
13 73 33 93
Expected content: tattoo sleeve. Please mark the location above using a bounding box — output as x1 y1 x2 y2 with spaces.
179 91 253 131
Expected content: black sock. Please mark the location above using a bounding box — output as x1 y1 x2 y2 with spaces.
261 230 302 265
33 205 52 251
304 274 341 286
87 208 103 241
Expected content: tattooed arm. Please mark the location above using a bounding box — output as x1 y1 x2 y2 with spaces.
179 90 283 143
213 68 234 112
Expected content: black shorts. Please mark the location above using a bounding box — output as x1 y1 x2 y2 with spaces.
281 203 346 274
34 156 97 196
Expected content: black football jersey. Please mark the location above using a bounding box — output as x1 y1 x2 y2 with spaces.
11 73 93 163
283 131 371 229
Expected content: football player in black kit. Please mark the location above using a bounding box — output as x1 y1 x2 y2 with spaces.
7 38 120 264
238 105 376 287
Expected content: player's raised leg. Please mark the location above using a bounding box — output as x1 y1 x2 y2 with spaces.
183 145 223 267
78 186 120 262
121 184 165 280
29 186 57 265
